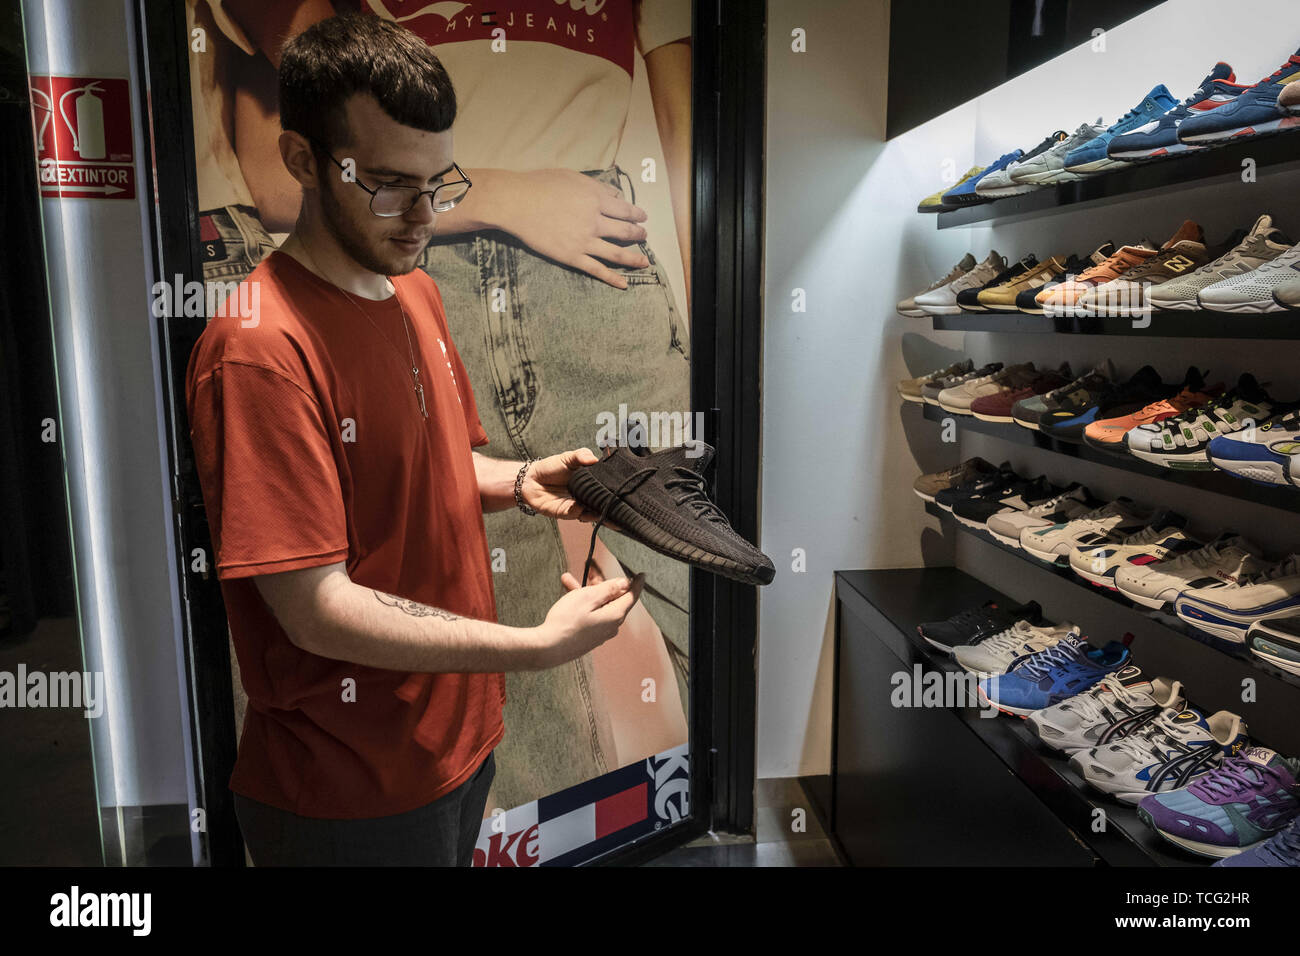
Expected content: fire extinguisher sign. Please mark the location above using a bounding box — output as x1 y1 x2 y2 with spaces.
29 75 136 200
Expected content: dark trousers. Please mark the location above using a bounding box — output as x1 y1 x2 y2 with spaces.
233 751 495 866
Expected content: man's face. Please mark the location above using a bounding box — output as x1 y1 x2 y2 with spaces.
317 93 455 277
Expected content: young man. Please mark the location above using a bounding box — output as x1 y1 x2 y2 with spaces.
185 14 643 866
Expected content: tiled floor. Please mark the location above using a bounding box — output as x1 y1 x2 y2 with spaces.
643 776 842 866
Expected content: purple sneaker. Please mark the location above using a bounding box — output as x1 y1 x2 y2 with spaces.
1215 815 1300 867
1138 746 1300 859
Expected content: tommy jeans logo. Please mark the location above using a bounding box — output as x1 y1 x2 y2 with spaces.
49 886 151 936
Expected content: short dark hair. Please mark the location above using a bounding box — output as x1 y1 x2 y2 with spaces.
279 13 456 152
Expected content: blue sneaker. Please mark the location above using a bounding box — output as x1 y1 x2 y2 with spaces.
1207 409 1300 488
941 149 1023 206
1064 84 1178 174
1108 63 1246 161
978 631 1130 716
1215 814 1300 867
1180 48 1300 145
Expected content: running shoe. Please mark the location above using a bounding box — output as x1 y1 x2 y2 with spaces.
952 474 1061 530
1015 252 1106 314
1037 244 1156 316
1040 364 1164 444
912 455 997 502
977 256 1069 312
1149 214 1292 311
956 254 1038 313
898 359 974 403
986 484 1097 548
1247 617 1300 678
917 598 1044 654
1027 666 1185 755
897 253 976 316
1274 277 1300 310
953 619 1076 677
1138 747 1300 859
1064 85 1179 174
938 361 1038 416
1020 498 1150 567
1068 511 1196 592
1014 360 1117 432
921 361 1003 406
914 251 1007 315
1115 533 1265 610
1214 815 1300 867
1176 553 1300 643
932 460 1020 512
917 167 984 214
1076 220 1214 318
1008 119 1107 184
1082 367 1220 455
978 631 1131 717
970 362 1072 423
1107 62 1245 160
1198 242 1300 313
1178 47 1300 145
1070 706 1249 804
1126 373 1293 469
975 130 1067 198
942 150 1023 206
1207 408 1300 487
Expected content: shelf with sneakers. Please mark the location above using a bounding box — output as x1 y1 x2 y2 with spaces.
928 310 1300 339
835 568 1192 867
921 501 1300 694
935 133 1300 230
915 402 1300 513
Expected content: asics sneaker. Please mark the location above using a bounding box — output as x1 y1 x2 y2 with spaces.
1149 214 1292 311
898 359 974 403
1083 367 1220 455
1070 706 1249 804
933 460 1020 512
1214 813 1300 867
1198 242 1300 313
1040 364 1164 443
978 631 1131 717
1020 498 1150 567
1115 533 1265 610
1247 617 1300 678
942 151 1023 206
1068 511 1197 591
952 475 1062 530
1176 553 1300 643
912 455 996 502
970 362 1073 423
917 598 1045 654
956 255 1038 313
1178 47 1300 145
897 253 976 316
1126 373 1292 469
1138 746 1300 859
953 619 1076 677
1064 85 1179 173
938 361 1037 415
975 130 1067 198
1008 119 1106 184
917 168 983 214
1076 220 1214 318
914 250 1007 315
1037 244 1156 316
977 256 1069 312
986 484 1097 548
1027 665 1185 754
1107 63 1245 160
1207 408 1300 487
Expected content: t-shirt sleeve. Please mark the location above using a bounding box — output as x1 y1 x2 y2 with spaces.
635 0 692 56
189 360 350 579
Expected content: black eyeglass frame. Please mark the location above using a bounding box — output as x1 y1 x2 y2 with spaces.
311 139 472 217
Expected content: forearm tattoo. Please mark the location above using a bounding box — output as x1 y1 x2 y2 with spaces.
373 591 461 621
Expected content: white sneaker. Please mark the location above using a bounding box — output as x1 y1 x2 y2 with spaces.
952 619 1075 677
913 251 1006 316
897 253 977 317
1007 119 1106 184
1175 553 1300 643
1027 666 1185 754
1019 498 1149 566
986 484 1093 548
1149 214 1292 312
937 361 1035 415
1198 243 1300 314
1208 409 1300 487
1114 534 1265 610
1067 512 1196 591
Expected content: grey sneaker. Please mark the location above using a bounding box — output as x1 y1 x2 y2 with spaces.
1008 119 1106 184
1150 214 1293 311
899 359 974 403
922 361 1004 406
1274 277 1300 310
898 253 977 317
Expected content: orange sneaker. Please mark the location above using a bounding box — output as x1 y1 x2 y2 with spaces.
1036 242 1159 315
1082 370 1223 454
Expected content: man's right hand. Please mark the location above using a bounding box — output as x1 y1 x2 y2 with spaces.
530 572 645 669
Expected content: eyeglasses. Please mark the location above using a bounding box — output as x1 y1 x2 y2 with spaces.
312 140 472 216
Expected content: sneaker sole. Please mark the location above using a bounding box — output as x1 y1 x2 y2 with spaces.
937 401 974 415
1180 115 1300 143
975 183 1039 197
1208 455 1297 487
1108 142 1200 160
1114 582 1171 610
1011 416 1041 431
1197 296 1288 314
899 392 927 403
986 526 1025 548
918 305 962 315
1021 538 1070 566
1070 563 1122 591
568 470 774 585
1249 644 1300 677
971 411 1015 423
1064 156 1129 174
1136 811 1251 859
1125 445 1213 470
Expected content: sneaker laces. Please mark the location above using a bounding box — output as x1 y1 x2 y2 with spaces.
1111 710 1194 761
1260 818 1300 864
1062 672 1138 722
1251 554 1300 584
1118 523 1180 548
1189 754 1286 800
976 620 1041 655
1162 541 1225 572
1013 638 1083 680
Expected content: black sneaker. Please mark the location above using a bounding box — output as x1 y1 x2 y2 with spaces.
918 599 1046 654
1039 364 1168 444
567 442 775 586
1011 360 1117 431
952 475 1061 529
932 461 1021 512
957 255 1038 313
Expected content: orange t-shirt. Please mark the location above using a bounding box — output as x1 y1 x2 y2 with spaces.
185 250 505 819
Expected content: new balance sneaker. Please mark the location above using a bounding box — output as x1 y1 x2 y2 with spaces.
912 455 997 502
1076 220 1213 318
978 631 1131 717
566 442 775 586
1070 707 1249 804
1114 534 1265 610
1008 119 1107 184
1247 617 1300 677
914 251 1007 315
1027 666 1185 755
1175 553 1300 643
942 151 1023 206
1198 242 1300 313
932 460 1020 512
1020 498 1150 567
938 361 1037 416
1125 373 1292 469
953 619 1076 677
969 362 1072 423
986 484 1097 548
975 131 1067 197
1215 814 1300 867
1082 367 1220 455
1107 63 1245 160
1149 214 1292 311
898 358 974 403
917 598 1044 654
1037 244 1156 316
952 475 1061 530
1064 85 1179 173
1178 47 1300 145
897 253 976 316
1068 512 1196 591
1274 277 1300 310
1207 408 1300 487
1138 747 1300 858
1015 252 1103 314
917 167 983 214
977 256 1069 312
1040 364 1164 443
956 254 1038 313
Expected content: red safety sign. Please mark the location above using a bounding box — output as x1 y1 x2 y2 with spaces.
29 75 136 200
